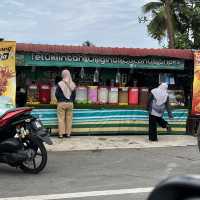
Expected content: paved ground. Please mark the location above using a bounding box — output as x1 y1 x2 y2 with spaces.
0 146 200 200
0 135 198 200
46 135 197 152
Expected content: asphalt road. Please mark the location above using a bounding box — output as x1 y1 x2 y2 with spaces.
0 146 200 200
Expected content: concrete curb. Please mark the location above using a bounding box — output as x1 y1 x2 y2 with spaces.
45 135 197 152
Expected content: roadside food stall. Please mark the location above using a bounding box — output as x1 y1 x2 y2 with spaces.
15 43 193 135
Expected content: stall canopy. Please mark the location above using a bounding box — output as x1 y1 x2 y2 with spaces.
16 43 193 70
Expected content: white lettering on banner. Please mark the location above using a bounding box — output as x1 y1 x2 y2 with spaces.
44 55 51 61
31 53 183 67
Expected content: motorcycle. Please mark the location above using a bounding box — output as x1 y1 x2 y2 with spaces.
0 107 52 173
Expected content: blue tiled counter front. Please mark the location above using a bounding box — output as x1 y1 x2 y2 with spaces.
31 109 188 135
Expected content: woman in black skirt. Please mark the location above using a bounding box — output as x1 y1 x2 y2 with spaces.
147 83 173 141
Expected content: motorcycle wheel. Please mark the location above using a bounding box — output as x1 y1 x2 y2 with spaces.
20 138 47 174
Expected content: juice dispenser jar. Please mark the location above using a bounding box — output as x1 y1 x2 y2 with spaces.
88 86 98 104
108 87 118 104
98 87 109 104
27 82 39 104
128 87 139 105
139 87 149 106
75 86 88 104
39 84 51 104
118 87 128 105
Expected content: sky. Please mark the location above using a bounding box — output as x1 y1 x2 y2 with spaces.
0 0 163 48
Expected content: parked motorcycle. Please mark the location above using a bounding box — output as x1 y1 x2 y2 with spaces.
0 107 52 173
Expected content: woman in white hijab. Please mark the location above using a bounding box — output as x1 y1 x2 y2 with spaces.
55 69 76 138
147 83 173 141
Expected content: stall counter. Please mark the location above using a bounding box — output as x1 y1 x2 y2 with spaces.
31 108 188 135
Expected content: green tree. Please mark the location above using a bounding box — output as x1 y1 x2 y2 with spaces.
143 0 178 48
142 0 200 49
174 1 200 49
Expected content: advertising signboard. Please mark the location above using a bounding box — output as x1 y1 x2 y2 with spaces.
0 41 16 105
192 51 200 115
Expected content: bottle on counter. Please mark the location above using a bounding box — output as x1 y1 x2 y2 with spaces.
93 68 99 86
115 70 121 87
80 67 85 79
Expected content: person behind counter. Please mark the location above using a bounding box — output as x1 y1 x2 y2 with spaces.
147 83 173 141
55 69 76 138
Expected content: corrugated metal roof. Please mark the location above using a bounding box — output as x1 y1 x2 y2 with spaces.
16 43 194 60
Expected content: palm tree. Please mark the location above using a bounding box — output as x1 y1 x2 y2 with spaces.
143 0 180 48
165 0 175 48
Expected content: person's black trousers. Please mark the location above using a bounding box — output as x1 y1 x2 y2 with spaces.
148 115 168 141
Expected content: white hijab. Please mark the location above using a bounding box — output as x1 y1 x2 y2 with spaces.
151 83 168 106
58 69 76 99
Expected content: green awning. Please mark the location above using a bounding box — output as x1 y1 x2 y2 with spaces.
16 53 185 70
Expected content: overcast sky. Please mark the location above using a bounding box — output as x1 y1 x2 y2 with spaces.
0 0 164 48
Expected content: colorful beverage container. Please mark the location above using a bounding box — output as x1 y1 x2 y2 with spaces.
98 87 108 104
87 86 98 104
139 87 149 106
118 87 128 105
27 83 39 103
108 87 118 104
39 84 51 104
128 87 139 105
75 86 88 104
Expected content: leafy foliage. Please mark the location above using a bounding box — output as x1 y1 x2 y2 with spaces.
142 0 200 49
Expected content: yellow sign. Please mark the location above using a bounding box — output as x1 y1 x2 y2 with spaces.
0 41 16 105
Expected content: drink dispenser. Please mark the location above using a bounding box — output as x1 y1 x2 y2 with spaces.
98 87 108 104
128 87 139 105
27 83 39 104
139 87 149 106
39 84 51 104
118 87 128 105
88 86 98 104
108 87 118 104
75 86 87 104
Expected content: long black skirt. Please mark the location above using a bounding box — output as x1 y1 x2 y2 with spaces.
148 114 168 141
